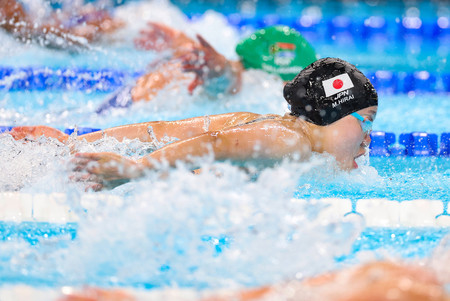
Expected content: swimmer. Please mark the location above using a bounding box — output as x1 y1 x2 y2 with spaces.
96 22 317 113
97 22 244 113
0 0 123 50
57 259 450 301
9 58 378 191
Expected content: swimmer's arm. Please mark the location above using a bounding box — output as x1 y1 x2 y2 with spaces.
0 1 87 46
9 126 69 143
130 62 186 102
8 125 150 144
79 113 259 143
130 58 243 103
79 122 173 143
181 35 244 95
81 120 210 143
1 0 106 46
138 124 311 168
0 0 34 38
134 22 198 55
8 113 256 143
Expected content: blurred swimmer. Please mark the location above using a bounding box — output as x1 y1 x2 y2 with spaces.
95 22 317 114
9 58 377 191
57 259 450 301
0 0 123 50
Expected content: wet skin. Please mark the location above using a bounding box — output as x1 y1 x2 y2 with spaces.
0 0 123 48
315 106 377 170
9 106 377 190
132 22 243 100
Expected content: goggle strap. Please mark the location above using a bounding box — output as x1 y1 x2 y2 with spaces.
350 112 365 122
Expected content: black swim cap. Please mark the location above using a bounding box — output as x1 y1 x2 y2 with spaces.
283 57 378 126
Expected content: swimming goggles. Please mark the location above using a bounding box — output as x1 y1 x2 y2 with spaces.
350 112 372 135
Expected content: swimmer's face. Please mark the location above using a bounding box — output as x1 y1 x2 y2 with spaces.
323 106 378 170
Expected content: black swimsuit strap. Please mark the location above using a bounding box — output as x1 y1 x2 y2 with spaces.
241 115 278 125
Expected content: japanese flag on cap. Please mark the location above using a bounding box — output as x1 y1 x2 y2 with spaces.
283 57 378 126
322 73 354 97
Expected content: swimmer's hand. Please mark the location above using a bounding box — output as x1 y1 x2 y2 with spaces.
9 126 69 143
181 34 231 94
25 5 123 49
70 152 145 191
134 22 195 56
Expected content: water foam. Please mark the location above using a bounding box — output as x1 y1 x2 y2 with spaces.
0 132 366 288
54 159 363 288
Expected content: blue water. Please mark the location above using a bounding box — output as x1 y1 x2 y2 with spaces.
294 157 450 201
0 221 448 288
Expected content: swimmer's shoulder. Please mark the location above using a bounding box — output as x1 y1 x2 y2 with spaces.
247 113 312 159
279 114 313 148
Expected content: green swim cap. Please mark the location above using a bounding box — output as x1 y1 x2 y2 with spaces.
235 26 318 81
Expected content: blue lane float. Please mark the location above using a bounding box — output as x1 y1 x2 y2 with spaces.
402 71 437 94
367 71 398 94
0 126 13 133
225 14 450 41
1 66 449 93
361 16 389 40
64 127 102 136
443 74 450 92
399 132 439 157
0 67 128 92
327 16 355 36
440 133 450 156
368 131 395 157
0 126 101 136
368 132 447 157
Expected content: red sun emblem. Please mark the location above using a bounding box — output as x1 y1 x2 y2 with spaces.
333 79 344 89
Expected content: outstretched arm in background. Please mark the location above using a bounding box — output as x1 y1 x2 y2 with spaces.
134 21 198 57
130 22 201 101
133 22 243 100
0 0 123 49
181 34 243 95
47 3 124 43
130 61 188 102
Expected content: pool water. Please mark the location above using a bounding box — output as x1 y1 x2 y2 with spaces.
0 0 449 297
294 157 450 201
